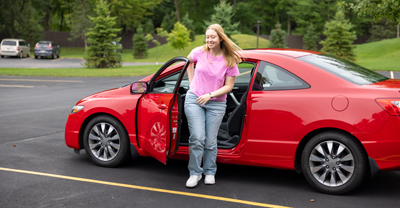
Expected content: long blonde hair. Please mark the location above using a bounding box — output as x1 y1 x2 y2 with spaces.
202 24 245 67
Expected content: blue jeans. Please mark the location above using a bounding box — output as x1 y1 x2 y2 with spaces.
184 90 226 176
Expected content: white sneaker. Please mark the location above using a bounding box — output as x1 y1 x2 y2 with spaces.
204 175 215 185
186 175 202 187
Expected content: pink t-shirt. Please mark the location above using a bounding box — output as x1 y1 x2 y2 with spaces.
189 47 240 101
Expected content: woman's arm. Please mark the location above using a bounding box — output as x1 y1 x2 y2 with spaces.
187 54 195 84
195 76 236 107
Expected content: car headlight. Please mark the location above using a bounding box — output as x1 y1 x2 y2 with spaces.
71 105 84 114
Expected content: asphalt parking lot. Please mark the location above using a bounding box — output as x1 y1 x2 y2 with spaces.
1 75 400 208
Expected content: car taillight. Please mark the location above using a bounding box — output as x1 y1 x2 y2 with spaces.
17 46 19 51
47 43 52 49
376 99 400 116
35 43 39 48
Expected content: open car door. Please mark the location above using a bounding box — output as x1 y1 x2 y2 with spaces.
136 57 190 164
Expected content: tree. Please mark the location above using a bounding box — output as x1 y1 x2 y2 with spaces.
269 22 286 48
85 0 122 68
303 24 319 51
339 0 400 24
203 0 240 40
109 0 162 32
167 22 191 56
320 10 357 62
143 18 155 34
133 27 148 59
161 12 174 32
15 3 44 45
146 28 168 64
369 18 398 42
181 13 195 42
64 0 94 52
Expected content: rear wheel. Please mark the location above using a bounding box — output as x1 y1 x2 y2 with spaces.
35 56 38 59
301 131 367 194
0 55 4 58
83 115 130 167
19 51 23 58
52 52 55 59
27 51 30 57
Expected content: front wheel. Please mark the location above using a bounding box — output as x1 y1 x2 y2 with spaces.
83 115 130 167
301 131 368 194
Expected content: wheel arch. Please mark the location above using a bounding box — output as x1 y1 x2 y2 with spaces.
78 113 129 150
294 128 369 174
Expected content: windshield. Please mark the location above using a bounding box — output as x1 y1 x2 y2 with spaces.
2 41 17 46
298 54 389 85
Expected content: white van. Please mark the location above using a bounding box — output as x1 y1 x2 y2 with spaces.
0 39 30 58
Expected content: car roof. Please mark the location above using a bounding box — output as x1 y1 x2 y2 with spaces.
38 41 54 43
244 48 322 59
1 39 26 42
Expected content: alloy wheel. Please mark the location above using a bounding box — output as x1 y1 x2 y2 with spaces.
88 122 121 162
308 140 355 187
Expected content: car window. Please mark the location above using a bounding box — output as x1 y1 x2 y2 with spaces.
1 41 17 46
19 41 25 46
37 43 50 47
153 72 182 93
235 62 255 85
298 54 389 85
252 61 310 91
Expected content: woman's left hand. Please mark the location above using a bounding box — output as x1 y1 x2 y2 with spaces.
196 94 211 107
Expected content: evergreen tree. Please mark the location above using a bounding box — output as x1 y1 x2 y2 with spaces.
85 0 122 68
167 22 191 56
269 22 286 48
369 18 397 42
181 13 196 42
64 0 94 52
320 10 357 62
203 0 240 40
161 12 174 32
303 24 319 51
143 18 155 34
133 27 148 59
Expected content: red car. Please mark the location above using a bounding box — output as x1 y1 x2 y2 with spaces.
65 49 400 194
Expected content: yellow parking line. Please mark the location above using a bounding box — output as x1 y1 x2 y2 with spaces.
0 85 34 88
0 167 290 208
0 78 82 83
52 57 65 62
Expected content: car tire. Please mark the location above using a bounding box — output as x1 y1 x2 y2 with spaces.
52 53 55 59
0 55 4 58
19 52 23 58
301 131 368 194
35 56 38 59
27 51 30 57
57 53 60 58
83 115 130 167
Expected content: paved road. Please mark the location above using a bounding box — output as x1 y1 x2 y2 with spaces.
0 56 161 68
1 76 400 208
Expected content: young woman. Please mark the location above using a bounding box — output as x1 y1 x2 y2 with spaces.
184 24 245 187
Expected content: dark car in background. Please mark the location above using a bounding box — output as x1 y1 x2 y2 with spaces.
34 41 60 59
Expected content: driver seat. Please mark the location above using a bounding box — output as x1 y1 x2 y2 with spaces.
217 91 248 146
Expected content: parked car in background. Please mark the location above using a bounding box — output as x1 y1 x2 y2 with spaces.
34 41 60 59
0 39 30 58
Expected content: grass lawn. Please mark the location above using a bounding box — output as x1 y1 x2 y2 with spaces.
355 38 400 71
61 34 270 63
0 65 160 77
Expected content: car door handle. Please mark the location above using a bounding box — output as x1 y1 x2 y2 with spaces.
158 104 167 110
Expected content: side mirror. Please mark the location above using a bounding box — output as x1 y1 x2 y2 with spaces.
27 44 30 47
131 81 148 93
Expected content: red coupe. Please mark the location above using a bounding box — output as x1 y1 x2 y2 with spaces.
65 49 400 194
